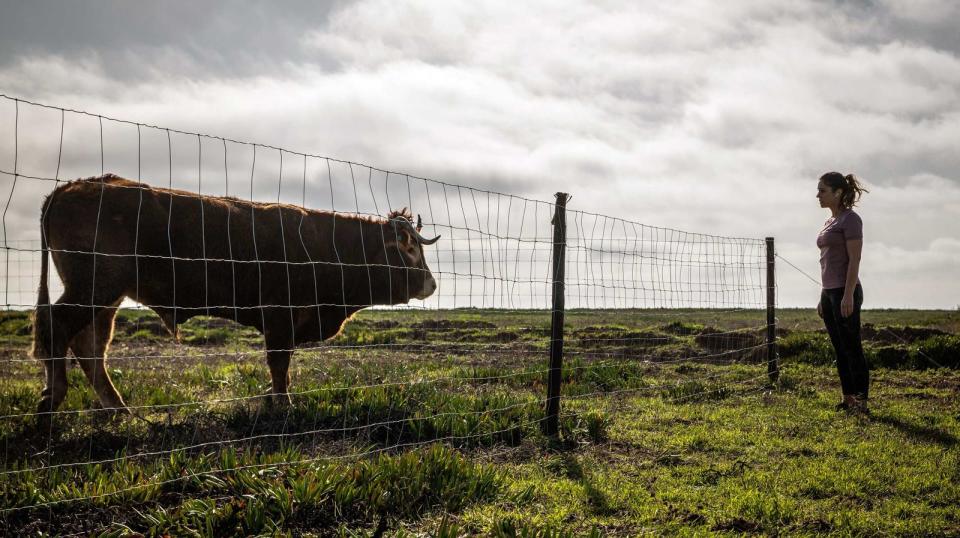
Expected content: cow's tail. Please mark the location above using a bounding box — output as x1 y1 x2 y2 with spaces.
31 194 54 361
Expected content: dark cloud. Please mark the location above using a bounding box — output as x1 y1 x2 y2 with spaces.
824 0 960 54
0 1 346 80
858 147 960 186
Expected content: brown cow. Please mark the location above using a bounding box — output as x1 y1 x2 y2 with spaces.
32 174 439 420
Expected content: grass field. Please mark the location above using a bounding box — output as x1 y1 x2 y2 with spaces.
0 307 958 536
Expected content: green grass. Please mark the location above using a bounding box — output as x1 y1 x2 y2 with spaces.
0 307 958 535
4 444 502 536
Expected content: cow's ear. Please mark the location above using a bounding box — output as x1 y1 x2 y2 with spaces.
397 229 418 251
384 224 416 251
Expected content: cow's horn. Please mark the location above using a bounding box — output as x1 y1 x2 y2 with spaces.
392 217 441 245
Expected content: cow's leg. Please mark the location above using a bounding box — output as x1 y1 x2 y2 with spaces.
70 301 128 413
34 297 104 421
34 277 128 426
266 348 292 407
263 330 293 407
36 349 68 421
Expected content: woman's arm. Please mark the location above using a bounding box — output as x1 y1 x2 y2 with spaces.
841 238 862 317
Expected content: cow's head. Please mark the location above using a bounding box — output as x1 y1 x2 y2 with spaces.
374 209 440 303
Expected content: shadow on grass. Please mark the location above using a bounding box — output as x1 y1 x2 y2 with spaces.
872 413 957 448
0 388 538 470
558 453 615 516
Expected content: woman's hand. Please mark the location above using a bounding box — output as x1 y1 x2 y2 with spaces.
817 300 823 319
840 293 854 318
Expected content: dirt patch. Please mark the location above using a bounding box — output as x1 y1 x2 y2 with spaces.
411 319 497 330
712 518 761 533
571 326 677 350
694 327 762 354
2 503 134 537
121 320 168 336
861 324 949 344
0 346 29 361
103 341 261 374
659 321 703 336
490 331 520 343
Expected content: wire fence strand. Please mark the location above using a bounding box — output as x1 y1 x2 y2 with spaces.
0 94 778 527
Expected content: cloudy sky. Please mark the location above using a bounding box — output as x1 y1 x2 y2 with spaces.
0 0 958 309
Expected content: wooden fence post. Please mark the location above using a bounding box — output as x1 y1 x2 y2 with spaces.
766 237 780 383
544 192 570 436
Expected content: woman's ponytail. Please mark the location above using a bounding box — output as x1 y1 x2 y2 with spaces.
841 174 868 209
820 171 869 209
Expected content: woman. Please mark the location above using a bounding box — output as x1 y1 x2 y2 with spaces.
816 172 870 413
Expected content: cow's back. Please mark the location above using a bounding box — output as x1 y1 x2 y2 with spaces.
43 175 339 331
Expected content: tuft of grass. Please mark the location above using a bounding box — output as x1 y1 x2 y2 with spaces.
660 320 705 335
3 444 502 536
0 311 32 339
778 332 835 365
661 380 731 402
180 327 235 346
914 334 960 369
561 410 609 444
332 324 410 346
487 517 603 538
775 371 816 397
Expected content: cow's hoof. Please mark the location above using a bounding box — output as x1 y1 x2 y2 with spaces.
265 392 292 410
91 402 132 425
34 413 54 434
35 398 60 432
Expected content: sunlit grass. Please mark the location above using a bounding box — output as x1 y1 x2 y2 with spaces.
0 308 957 535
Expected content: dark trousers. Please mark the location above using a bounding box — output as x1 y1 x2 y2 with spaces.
821 284 869 399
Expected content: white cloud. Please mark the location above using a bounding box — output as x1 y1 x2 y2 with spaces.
0 0 958 307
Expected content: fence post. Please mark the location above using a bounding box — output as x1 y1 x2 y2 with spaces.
544 192 570 437
765 237 779 383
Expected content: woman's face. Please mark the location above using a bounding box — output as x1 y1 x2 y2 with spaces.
816 180 841 209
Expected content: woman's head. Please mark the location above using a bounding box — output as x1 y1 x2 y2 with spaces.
817 172 868 210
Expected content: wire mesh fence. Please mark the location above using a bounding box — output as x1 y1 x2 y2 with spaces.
0 94 777 532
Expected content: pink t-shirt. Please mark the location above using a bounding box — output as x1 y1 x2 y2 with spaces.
817 209 862 289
